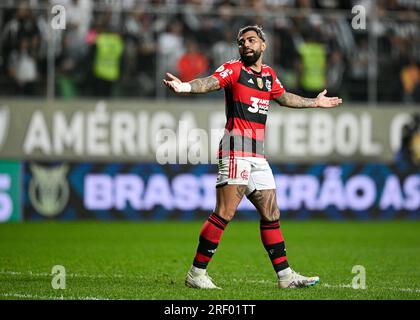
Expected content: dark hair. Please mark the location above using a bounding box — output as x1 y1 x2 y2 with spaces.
236 25 266 44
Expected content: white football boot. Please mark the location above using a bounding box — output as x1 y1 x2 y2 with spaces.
278 269 320 289
185 267 221 289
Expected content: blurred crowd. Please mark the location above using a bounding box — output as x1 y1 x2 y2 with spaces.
1 0 420 102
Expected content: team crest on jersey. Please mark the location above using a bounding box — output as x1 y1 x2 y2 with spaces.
265 79 271 91
240 169 249 180
256 77 263 89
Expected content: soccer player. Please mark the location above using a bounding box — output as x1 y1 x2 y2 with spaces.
163 25 342 289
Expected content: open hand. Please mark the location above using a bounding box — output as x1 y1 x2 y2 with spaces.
316 89 343 108
162 72 184 93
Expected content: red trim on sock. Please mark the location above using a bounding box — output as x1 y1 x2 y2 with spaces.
260 228 284 245
209 214 227 228
194 252 211 263
200 220 224 243
272 256 287 265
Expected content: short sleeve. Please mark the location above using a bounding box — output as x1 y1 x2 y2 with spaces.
270 70 286 100
211 62 236 89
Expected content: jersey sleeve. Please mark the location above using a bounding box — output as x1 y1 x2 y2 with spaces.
211 62 237 89
270 69 286 100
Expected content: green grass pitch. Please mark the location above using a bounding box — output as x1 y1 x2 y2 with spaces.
0 221 419 300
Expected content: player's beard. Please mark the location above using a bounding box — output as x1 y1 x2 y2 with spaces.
240 49 262 66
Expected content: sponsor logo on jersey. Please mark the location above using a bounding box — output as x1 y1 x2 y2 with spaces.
249 97 269 115
248 78 254 84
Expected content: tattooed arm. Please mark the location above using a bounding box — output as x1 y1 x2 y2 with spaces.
189 76 221 93
162 73 220 94
274 89 342 108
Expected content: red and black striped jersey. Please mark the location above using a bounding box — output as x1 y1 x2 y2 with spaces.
212 59 285 158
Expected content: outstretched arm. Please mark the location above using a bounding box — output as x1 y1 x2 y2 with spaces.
274 89 342 108
162 73 220 94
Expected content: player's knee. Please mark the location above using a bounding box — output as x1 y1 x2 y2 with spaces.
261 208 280 221
272 208 281 220
216 208 236 222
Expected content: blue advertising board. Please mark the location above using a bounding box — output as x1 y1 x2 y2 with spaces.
23 162 420 221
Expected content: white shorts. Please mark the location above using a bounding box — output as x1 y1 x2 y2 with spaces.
216 157 276 196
